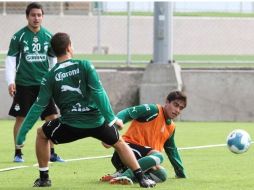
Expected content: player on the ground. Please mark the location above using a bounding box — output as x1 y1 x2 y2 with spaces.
5 2 63 162
16 32 156 188
101 91 187 184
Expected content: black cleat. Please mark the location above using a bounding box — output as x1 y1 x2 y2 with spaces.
33 178 51 187
138 176 156 188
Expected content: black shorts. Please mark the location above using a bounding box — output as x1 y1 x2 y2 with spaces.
42 118 120 145
9 85 58 120
111 142 153 171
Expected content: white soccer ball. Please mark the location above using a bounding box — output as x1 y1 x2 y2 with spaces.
226 129 252 154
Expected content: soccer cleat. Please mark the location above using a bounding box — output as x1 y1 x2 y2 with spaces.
13 155 24 163
33 178 51 187
138 176 156 188
50 153 64 162
100 171 122 182
109 176 133 185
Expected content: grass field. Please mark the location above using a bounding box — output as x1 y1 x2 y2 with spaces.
0 120 253 189
104 11 254 18
1 54 254 69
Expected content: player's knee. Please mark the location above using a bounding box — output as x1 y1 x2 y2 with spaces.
157 169 168 182
150 152 164 164
149 167 168 183
37 127 46 139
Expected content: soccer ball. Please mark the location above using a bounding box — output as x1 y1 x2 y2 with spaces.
226 129 251 154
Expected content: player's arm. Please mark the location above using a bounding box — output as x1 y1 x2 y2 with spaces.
86 62 119 127
47 36 57 70
117 104 159 124
48 56 57 70
5 34 19 96
16 75 52 147
164 131 186 178
5 56 16 97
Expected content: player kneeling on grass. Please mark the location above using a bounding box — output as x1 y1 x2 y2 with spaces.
16 32 155 188
101 91 187 184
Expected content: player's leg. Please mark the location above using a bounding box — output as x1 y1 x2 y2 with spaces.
119 151 164 181
13 116 24 162
9 85 34 162
146 165 167 183
33 118 71 187
100 151 127 182
111 139 156 187
33 127 51 187
42 100 64 162
94 124 155 188
101 144 162 183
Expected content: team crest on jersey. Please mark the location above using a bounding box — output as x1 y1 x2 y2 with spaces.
14 104 20 111
41 78 47 85
33 36 39 43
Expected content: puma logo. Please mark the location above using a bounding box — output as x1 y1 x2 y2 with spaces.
61 81 82 95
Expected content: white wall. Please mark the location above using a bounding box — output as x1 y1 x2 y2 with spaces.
1 68 254 122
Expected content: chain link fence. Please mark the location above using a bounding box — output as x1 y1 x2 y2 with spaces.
1 1 254 67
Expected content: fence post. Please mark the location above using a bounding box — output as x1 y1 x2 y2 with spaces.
126 2 131 66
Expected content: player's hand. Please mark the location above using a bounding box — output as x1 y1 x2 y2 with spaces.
8 83 16 97
114 119 124 130
16 144 24 149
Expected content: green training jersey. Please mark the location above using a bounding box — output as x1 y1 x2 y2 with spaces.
7 26 55 86
17 59 116 145
117 104 186 178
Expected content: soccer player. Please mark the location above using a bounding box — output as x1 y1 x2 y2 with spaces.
5 2 63 163
16 32 155 188
101 91 187 184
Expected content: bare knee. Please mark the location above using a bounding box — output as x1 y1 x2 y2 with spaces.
112 137 125 149
37 127 47 140
45 114 57 122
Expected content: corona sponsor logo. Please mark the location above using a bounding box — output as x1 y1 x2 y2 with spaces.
55 68 80 81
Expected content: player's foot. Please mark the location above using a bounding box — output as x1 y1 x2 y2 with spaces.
100 171 122 182
33 178 51 187
13 155 24 163
50 153 64 162
110 176 133 185
138 176 156 188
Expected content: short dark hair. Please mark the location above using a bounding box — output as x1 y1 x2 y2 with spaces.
26 2 44 16
51 32 71 57
167 91 187 107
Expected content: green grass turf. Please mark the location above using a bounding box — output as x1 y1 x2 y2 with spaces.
103 11 254 18
1 54 254 69
0 120 253 189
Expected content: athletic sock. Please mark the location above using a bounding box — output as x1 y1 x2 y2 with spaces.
50 148 55 155
15 149 22 156
121 152 164 180
138 152 163 170
132 168 144 182
148 166 168 182
39 167 49 180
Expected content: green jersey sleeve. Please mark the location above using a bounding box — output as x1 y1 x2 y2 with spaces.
163 131 186 178
117 104 158 123
7 34 20 56
86 62 116 124
16 74 53 146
